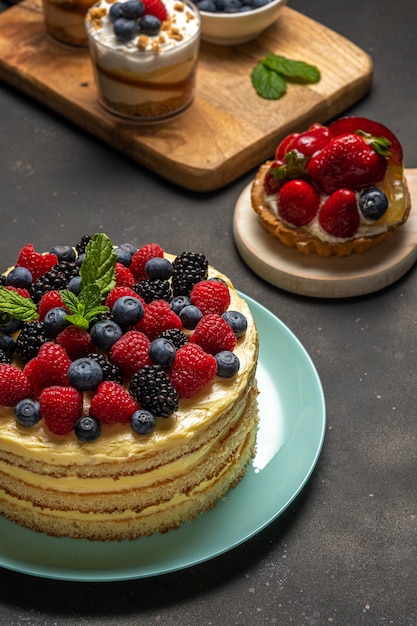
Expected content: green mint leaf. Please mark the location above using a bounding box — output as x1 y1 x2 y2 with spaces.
64 313 90 330
80 233 116 296
60 290 80 315
78 284 102 310
262 54 321 84
251 63 287 100
0 286 38 322
84 306 109 323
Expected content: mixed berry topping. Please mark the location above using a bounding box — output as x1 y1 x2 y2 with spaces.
0 234 249 441
192 0 274 13
264 117 402 239
109 0 168 42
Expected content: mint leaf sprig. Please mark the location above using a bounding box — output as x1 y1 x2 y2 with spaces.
60 285 110 331
251 53 321 100
0 286 38 322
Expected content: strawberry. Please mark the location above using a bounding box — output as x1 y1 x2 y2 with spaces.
307 133 389 194
329 116 403 165
142 0 167 21
0 364 33 407
38 290 68 321
56 326 95 360
264 159 286 195
15 244 58 282
90 381 139 424
23 342 71 391
318 189 360 238
283 123 330 158
115 263 134 288
109 330 151 378
169 343 217 398
190 280 231 316
275 132 299 160
40 386 83 435
130 244 164 283
278 179 320 226
135 299 182 341
190 314 236 355
105 286 145 311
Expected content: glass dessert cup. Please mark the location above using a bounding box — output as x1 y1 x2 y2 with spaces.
85 0 201 123
42 0 96 47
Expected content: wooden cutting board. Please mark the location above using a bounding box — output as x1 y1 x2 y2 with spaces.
233 168 417 298
0 0 373 191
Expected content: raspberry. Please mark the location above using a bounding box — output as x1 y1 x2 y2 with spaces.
169 343 217 398
38 290 68 321
90 381 139 424
130 244 164 282
23 342 71 392
40 386 83 435
190 280 231 316
115 262 134 288
15 244 58 282
135 300 182 341
109 330 151 378
0 364 33 407
105 286 145 311
56 326 95 361
5 286 31 299
142 0 167 21
190 314 237 355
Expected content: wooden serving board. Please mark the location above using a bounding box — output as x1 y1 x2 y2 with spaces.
233 168 417 298
0 0 373 192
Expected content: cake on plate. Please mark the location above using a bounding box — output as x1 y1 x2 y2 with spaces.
251 117 411 257
0 234 259 541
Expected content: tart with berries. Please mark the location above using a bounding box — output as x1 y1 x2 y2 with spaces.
251 117 411 257
0 234 259 541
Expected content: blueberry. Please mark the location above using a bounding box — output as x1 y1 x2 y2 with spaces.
0 312 22 334
5 266 32 289
90 319 123 350
43 307 69 336
15 399 41 427
170 295 191 315
121 0 145 18
359 187 388 221
179 304 203 330
148 337 176 367
222 311 247 338
112 296 144 328
119 242 137 256
67 275 82 295
222 0 242 10
114 247 132 267
75 416 101 442
197 0 217 10
49 245 76 262
109 2 124 21
68 357 104 391
0 332 15 357
75 253 85 268
113 17 139 41
131 409 156 435
139 14 162 34
215 351 240 377
145 257 173 280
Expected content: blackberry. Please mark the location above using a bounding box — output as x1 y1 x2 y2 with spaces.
0 348 11 364
133 279 172 303
75 235 92 256
171 251 208 297
15 321 49 362
129 365 179 418
158 328 188 350
87 352 123 384
88 311 115 329
31 261 79 303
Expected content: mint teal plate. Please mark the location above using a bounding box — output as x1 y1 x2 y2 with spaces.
0 294 326 581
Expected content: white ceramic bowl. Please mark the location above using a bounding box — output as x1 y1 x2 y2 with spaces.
199 0 287 45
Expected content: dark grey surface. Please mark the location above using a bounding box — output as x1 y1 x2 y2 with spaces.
0 0 416 623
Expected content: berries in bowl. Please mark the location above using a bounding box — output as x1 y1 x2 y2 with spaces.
192 0 287 46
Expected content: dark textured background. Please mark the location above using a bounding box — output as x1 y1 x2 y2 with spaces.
0 0 416 623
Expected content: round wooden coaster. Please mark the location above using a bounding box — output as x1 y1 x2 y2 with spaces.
233 169 417 298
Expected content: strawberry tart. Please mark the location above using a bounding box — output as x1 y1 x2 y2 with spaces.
251 117 411 257
0 234 259 541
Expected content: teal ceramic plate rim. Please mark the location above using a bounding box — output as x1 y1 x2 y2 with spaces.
0 293 326 582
